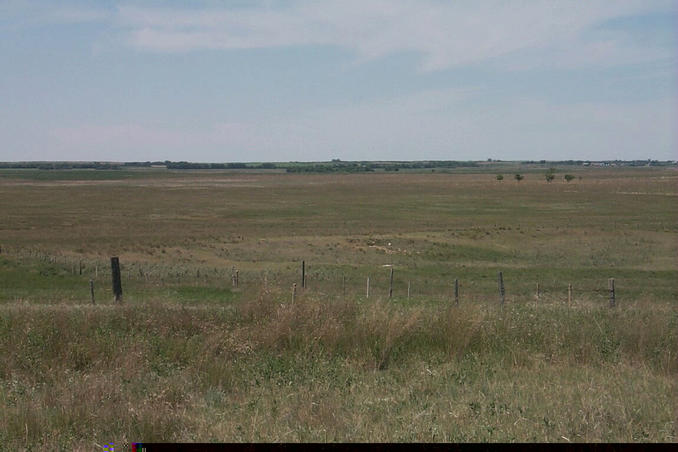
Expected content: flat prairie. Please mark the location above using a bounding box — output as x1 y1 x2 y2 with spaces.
0 166 676 446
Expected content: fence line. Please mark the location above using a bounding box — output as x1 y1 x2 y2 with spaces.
0 246 622 307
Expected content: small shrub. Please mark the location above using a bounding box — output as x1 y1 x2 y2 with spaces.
514 174 524 182
496 174 504 181
564 174 575 182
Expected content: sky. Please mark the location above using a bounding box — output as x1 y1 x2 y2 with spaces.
0 0 676 162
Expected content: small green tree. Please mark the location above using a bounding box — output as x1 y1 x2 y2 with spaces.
545 167 556 183
514 174 524 182
564 174 575 182
496 174 504 181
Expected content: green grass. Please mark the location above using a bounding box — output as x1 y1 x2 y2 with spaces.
0 169 148 181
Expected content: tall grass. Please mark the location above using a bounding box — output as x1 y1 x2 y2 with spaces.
1 292 675 447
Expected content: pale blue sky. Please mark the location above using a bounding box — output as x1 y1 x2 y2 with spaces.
1 0 676 162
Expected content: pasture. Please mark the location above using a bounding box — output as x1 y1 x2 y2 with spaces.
0 165 676 447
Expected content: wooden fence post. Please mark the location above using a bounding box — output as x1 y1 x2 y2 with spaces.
235 270 239 288
79 260 83 275
454 278 459 305
498 271 505 306
342 274 346 299
292 283 297 303
302 260 306 289
535 283 540 303
89 279 95 305
407 281 411 300
568 283 572 305
366 276 370 299
111 257 122 303
609 278 615 307
389 267 394 299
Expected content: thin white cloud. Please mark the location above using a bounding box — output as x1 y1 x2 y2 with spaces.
47 89 676 161
0 0 109 27
115 0 675 70
3 1 673 70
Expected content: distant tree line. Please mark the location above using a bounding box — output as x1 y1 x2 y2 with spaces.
285 160 480 173
1 159 674 171
164 160 480 173
165 162 276 170
285 162 374 173
0 162 122 170
523 159 675 167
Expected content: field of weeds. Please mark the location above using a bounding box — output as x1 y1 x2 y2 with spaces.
0 165 676 447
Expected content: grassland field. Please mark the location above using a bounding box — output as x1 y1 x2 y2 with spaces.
0 165 676 447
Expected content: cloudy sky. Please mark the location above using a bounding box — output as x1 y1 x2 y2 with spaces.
1 0 676 162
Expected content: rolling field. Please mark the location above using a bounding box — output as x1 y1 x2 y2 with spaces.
0 166 676 447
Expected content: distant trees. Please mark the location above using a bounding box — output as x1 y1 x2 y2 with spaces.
285 160 479 173
166 162 224 169
0 162 121 170
160 160 483 173
514 174 524 182
164 162 276 170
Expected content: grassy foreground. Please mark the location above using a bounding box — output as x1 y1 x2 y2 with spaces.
1 293 676 448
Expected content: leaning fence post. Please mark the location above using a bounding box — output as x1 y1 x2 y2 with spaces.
454 278 459 305
89 279 95 305
111 257 122 303
498 271 505 306
389 267 394 299
609 278 615 307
